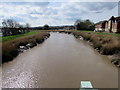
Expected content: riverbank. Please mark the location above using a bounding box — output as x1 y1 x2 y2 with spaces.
1 30 120 67
44 30 120 67
57 30 120 67
1 31 50 64
0 31 38 42
2 32 118 88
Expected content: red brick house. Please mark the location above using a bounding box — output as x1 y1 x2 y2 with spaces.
95 20 107 32
95 16 120 33
111 16 120 33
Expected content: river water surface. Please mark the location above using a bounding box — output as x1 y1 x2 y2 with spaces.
2 32 118 88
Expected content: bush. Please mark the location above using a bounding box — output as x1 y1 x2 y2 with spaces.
2 45 18 63
36 38 44 44
93 42 102 50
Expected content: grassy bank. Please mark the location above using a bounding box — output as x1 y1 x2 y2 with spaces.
0 31 38 42
72 31 120 54
1 31 50 64
46 30 120 67
72 31 120 67
2 30 120 67
81 30 120 37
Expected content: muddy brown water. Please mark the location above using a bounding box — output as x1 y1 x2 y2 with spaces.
2 32 118 88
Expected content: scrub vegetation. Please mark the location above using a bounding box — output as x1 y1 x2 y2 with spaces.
1 31 50 64
71 31 120 67
1 31 38 42
45 30 120 67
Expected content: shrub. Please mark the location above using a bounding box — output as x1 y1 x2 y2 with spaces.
36 38 44 44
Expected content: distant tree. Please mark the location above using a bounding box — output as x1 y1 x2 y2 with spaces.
84 19 94 30
2 19 19 28
25 23 30 28
76 23 81 30
1 19 30 36
25 23 30 32
74 19 95 31
2 19 17 36
43 24 49 30
74 19 82 26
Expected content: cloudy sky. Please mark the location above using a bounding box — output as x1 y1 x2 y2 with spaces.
0 0 119 27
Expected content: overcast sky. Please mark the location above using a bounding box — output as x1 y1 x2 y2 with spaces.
0 0 119 27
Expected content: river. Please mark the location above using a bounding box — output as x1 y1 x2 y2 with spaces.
2 32 118 88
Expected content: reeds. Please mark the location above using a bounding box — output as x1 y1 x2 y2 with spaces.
1 32 50 63
72 31 120 55
71 31 120 67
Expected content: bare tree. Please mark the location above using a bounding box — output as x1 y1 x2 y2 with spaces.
2 19 8 28
1 19 30 36
25 23 30 28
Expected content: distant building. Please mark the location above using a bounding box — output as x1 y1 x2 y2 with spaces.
95 20 107 32
107 16 120 33
63 26 75 30
95 16 120 33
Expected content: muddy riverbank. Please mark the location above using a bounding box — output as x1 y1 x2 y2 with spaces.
50 30 120 68
2 32 50 64
2 32 118 88
71 31 120 68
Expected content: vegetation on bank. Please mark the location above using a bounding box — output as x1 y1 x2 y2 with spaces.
1 31 50 64
72 31 120 67
81 30 120 37
47 30 120 67
1 31 38 42
1 29 120 67
72 31 119 54
1 19 30 36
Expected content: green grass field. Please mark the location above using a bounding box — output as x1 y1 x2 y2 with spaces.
80 30 120 37
95 32 120 37
1 30 120 42
0 31 38 42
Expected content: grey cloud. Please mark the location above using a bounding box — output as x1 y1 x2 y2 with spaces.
29 7 58 16
61 2 117 21
28 15 39 19
80 2 117 12
0 2 117 26
9 16 25 22
1 2 50 7
63 2 117 15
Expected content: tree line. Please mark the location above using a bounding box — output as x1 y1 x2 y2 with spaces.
43 19 95 31
0 18 95 37
1 19 30 36
74 19 95 31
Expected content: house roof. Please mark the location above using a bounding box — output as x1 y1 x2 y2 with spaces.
95 20 107 25
109 16 115 20
115 16 120 21
109 16 120 21
95 16 120 25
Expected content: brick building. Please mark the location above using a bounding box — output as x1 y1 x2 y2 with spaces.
95 20 107 32
95 16 120 33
